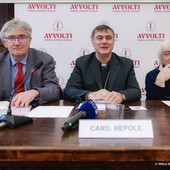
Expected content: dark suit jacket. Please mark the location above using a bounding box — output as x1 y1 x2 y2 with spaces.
64 52 141 103
0 48 61 104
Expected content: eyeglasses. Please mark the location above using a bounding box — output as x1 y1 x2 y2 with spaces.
164 51 170 56
4 35 30 44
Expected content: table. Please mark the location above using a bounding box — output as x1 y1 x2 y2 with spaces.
0 100 170 170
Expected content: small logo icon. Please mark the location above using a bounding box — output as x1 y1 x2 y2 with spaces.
100 20 109 26
121 48 131 58
80 48 90 56
146 21 156 32
53 20 63 32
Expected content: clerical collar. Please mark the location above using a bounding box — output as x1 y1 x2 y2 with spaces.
101 63 107 67
100 60 111 69
95 56 111 68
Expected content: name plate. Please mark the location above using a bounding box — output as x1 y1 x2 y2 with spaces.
78 120 153 138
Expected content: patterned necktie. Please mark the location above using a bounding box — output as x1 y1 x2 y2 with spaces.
14 62 25 94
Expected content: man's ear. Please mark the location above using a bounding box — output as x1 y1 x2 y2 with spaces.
1 39 7 48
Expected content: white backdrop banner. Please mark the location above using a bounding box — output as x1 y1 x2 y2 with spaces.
14 3 170 100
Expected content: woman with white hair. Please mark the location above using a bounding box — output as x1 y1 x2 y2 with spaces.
145 39 170 100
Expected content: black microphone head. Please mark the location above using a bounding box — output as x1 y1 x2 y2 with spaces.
34 61 43 70
78 100 98 119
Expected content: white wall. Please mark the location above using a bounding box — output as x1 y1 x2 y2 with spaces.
15 2 170 100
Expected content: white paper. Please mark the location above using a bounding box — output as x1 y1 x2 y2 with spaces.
0 101 9 116
0 101 9 107
162 100 170 107
11 106 32 116
129 106 147 110
0 101 31 117
28 106 74 118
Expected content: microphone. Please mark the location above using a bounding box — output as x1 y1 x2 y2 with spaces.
32 61 43 73
61 100 98 132
0 61 43 129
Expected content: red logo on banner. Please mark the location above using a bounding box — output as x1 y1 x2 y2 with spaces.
44 33 73 40
114 33 119 41
137 33 165 39
141 88 146 94
71 60 76 68
121 48 140 68
70 4 98 12
133 60 141 68
27 4 56 12
99 21 118 41
44 21 73 41
112 4 140 12
137 20 165 41
154 60 159 68
154 4 170 12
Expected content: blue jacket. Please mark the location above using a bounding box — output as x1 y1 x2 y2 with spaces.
145 66 170 100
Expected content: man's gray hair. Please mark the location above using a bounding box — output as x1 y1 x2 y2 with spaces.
0 18 32 40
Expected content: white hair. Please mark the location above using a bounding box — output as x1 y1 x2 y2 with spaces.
158 39 170 64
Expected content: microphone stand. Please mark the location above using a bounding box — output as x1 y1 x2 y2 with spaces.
0 112 33 128
0 70 37 128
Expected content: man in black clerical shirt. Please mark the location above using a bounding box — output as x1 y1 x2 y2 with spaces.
64 25 141 104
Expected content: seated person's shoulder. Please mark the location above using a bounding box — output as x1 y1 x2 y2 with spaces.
116 54 133 66
29 48 54 60
76 52 94 64
146 67 159 77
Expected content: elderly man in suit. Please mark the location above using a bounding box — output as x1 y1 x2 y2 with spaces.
0 18 61 107
64 24 141 104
